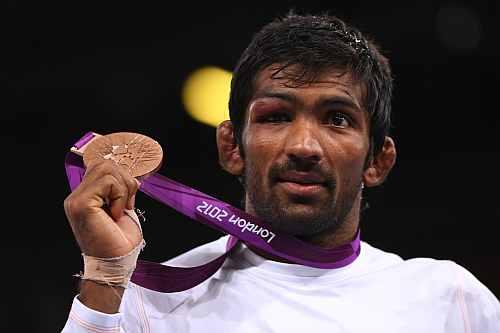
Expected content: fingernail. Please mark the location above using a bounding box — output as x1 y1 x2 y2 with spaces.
129 195 136 209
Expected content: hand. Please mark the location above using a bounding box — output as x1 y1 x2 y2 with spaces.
64 159 143 258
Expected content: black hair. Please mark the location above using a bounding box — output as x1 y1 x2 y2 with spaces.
229 12 393 157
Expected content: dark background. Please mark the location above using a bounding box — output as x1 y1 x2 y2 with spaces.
4 1 499 331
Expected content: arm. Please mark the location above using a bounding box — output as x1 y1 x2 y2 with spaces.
62 160 143 330
78 281 124 314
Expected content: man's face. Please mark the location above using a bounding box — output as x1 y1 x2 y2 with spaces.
241 66 370 236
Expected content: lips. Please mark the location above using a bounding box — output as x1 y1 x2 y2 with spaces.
277 171 327 185
276 171 327 196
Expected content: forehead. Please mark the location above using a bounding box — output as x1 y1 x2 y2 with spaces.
251 65 365 105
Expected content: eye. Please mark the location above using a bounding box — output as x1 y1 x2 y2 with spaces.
258 112 291 123
326 112 351 128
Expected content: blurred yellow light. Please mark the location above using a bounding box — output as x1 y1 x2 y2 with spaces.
182 66 232 128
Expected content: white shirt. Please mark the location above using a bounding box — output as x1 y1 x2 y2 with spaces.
62 236 500 332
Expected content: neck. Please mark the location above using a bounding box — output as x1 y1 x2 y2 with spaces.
246 195 361 264
298 217 359 248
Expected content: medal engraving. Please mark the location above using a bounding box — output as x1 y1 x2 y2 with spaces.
83 132 163 178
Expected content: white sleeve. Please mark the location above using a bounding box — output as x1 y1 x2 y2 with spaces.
61 296 124 333
456 264 500 333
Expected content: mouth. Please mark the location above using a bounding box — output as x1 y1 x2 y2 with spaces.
276 172 328 197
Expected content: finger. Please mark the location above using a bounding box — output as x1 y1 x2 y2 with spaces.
80 160 117 189
111 166 140 210
97 173 129 221
108 175 129 221
79 159 139 213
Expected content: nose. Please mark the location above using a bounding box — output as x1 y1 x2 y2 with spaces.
284 119 323 165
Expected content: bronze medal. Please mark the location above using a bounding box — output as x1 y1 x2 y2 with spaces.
83 132 163 178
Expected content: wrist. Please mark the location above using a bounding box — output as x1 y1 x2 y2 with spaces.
78 280 125 314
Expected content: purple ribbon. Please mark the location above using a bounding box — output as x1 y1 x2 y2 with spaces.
65 132 361 293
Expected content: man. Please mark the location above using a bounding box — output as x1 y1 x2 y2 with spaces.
62 13 500 332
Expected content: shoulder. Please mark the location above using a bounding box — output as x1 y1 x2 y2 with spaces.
397 254 494 297
357 242 464 283
363 243 499 330
437 260 500 331
362 242 498 299
359 241 404 268
362 242 472 284
445 261 500 329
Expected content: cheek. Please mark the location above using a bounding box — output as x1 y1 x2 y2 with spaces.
245 129 282 161
326 134 369 177
251 137 279 153
243 134 282 187
347 141 369 167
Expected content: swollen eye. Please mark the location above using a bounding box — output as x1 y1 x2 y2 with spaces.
264 113 290 122
254 110 291 123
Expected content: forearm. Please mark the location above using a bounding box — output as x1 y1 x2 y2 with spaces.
78 280 125 314
61 288 124 333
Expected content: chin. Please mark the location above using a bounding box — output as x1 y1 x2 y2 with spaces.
267 204 340 236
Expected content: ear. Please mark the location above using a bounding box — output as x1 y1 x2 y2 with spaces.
363 136 397 187
216 120 244 176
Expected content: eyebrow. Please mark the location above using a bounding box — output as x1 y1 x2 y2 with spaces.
252 91 362 112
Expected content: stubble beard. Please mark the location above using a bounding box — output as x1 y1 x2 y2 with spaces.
244 162 362 237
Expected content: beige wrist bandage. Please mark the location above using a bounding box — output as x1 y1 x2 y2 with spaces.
79 209 145 288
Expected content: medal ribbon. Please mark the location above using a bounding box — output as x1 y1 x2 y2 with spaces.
65 132 361 292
